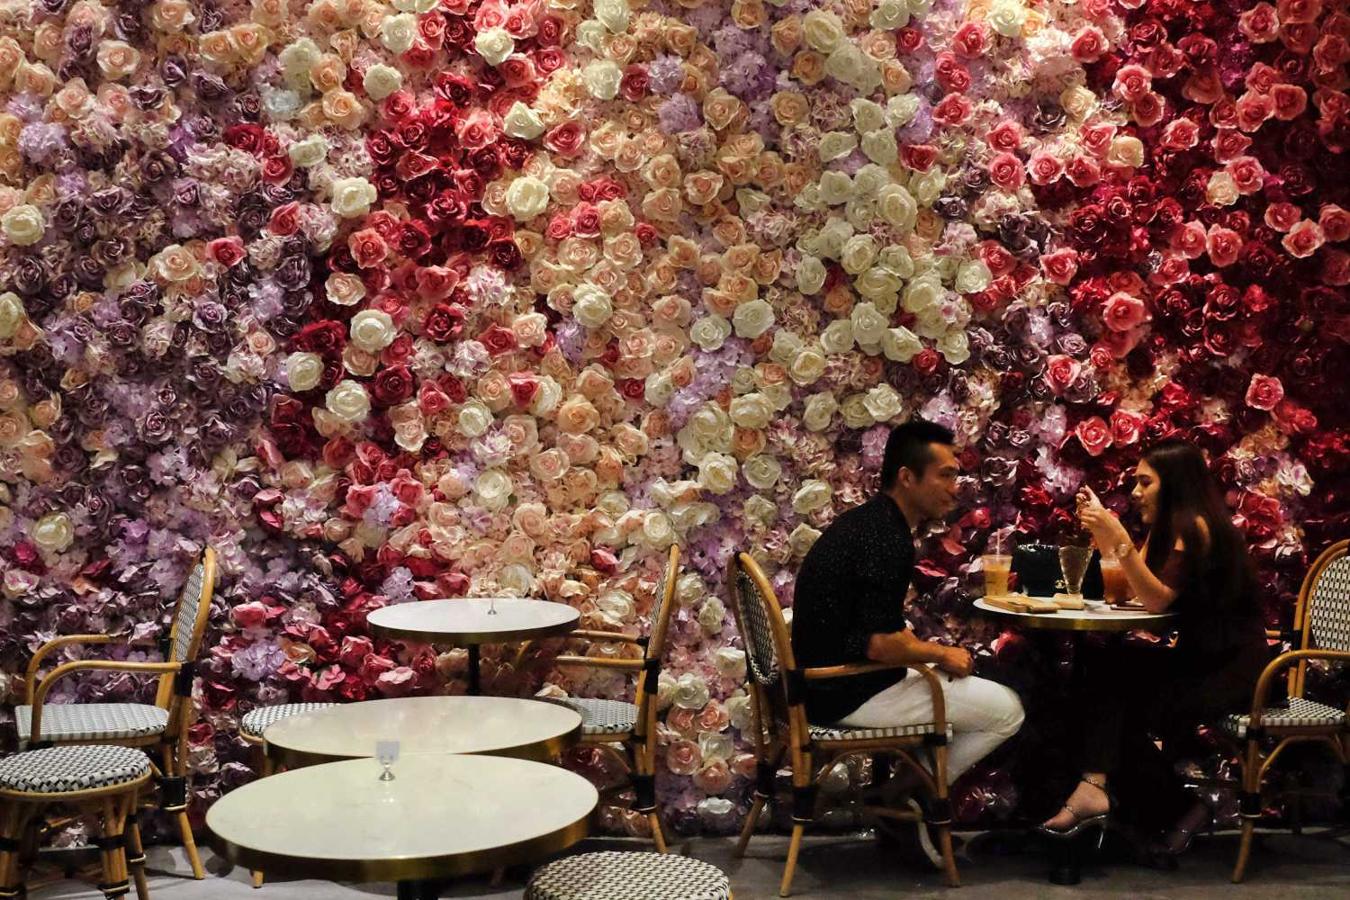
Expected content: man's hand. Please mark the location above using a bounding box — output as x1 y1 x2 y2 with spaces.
935 646 974 678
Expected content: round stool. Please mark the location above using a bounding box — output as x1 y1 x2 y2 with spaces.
525 851 731 900
0 745 152 899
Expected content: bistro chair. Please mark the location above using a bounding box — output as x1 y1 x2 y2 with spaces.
0 744 153 899
726 551 959 896
1224 539 1349 882
524 850 731 899
16 547 217 880
548 544 681 853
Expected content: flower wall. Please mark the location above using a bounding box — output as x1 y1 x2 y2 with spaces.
1 0 1347 834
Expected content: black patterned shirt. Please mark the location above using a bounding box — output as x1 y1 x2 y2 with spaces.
791 493 914 724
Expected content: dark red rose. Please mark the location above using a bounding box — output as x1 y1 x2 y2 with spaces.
620 64 649 101
912 348 941 375
423 303 464 342
901 144 938 171
371 365 414 406
508 373 539 405
479 324 518 355
489 240 523 270
223 123 266 155
293 320 346 355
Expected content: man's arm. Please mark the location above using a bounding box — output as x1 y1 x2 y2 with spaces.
867 629 973 676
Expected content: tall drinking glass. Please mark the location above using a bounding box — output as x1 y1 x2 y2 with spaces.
1057 546 1092 596
981 554 1012 597
376 740 399 781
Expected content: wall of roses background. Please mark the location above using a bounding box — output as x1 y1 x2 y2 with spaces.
0 0 1346 838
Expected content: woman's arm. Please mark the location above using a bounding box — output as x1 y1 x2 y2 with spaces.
1078 489 1193 613
1116 543 1179 613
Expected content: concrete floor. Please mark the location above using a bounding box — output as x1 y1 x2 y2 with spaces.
24 827 1350 899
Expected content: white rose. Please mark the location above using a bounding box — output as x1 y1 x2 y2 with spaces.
796 255 827 294
379 13 418 54
987 0 1027 37
698 596 726 633
1107 135 1146 169
288 133 329 168
854 267 901 305
279 38 320 76
726 690 753 731
362 64 403 101
732 298 774 339
284 351 323 391
812 218 855 258
690 315 731 352
769 330 803 364
1205 171 1239 207
31 512 74 553
854 164 890 197
457 399 493 437
330 176 377 218
324 273 365 307
882 326 923 362
955 259 992 294
325 380 371 423
819 319 855 354
685 404 732 449
910 169 946 205
840 234 878 275
575 20 606 53
505 176 550 221
714 647 747 682
840 393 875 429
475 469 514 511
792 479 833 514
1 205 44 246
878 245 914 278
887 94 920 127
644 372 675 407
817 132 858 162
788 345 827 386
871 0 911 29
788 523 822 557
730 393 774 429
697 452 739 494
641 510 676 548
593 0 631 33
350 309 396 353
876 183 917 232
531 377 562 417
474 27 514 66
851 98 886 134
864 383 904 422
817 171 856 206
861 129 898 166
572 284 614 329
903 275 944 316
743 495 777 528
262 88 301 120
0 292 25 339
802 9 845 52
502 102 545 140
938 330 971 364
582 59 623 100
801 393 838 431
672 672 711 710
850 302 888 347
825 45 870 89
742 454 782 491
735 187 771 215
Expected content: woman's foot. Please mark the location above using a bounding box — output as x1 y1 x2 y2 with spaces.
1143 799 1214 866
1040 777 1111 833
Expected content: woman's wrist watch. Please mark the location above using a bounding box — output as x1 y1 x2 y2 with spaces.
1111 538 1134 560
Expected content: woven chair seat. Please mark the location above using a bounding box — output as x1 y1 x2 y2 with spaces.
525 851 730 900
240 702 338 739
0 745 151 795
553 698 639 736
15 703 169 749
809 721 952 743
1222 697 1346 739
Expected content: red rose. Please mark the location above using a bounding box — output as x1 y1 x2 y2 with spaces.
1211 129 1252 162
423 303 464 342
1281 220 1325 258
1102 291 1147 332
1040 248 1079 285
987 152 1025 192
1064 156 1101 188
508 373 539 406
979 241 1016 276
1149 254 1189 287
1238 2 1280 42
1277 0 1319 25
1274 401 1317 434
223 123 266 155
1130 92 1165 127
544 121 585 157
1245 374 1285 411
207 236 246 267
1206 226 1243 268
262 154 293 184
267 201 300 236
895 27 924 53
479 324 518 356
1271 84 1308 121
900 144 938 171
1323 249 1350 286
1044 354 1082 395
931 93 973 127
635 222 659 246
371 365 414 406
620 65 649 102
1027 152 1064 186
293 321 346 354
1074 416 1113 457
1109 410 1145 446
934 53 971 93
1071 26 1108 62
590 547 619 575
952 22 988 58
911 348 941 375
417 381 450 416
987 120 1023 153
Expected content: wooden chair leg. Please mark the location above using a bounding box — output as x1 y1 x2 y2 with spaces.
95 793 134 900
177 810 205 880
779 822 805 898
1232 817 1256 883
1232 737 1263 883
932 746 960 888
252 869 266 888
0 802 34 899
734 795 766 858
126 811 150 900
648 812 668 854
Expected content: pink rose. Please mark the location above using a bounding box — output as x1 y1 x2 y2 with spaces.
988 152 1025 191
1040 248 1079 285
1027 152 1064 185
231 601 269 629
1044 354 1082 394
1282 220 1325 259
1065 156 1101 188
665 739 702 776
952 22 989 58
1110 410 1146 446
1080 122 1116 157
1130 92 1166 127
987 121 1023 153
340 636 375 668
1101 291 1148 332
1211 129 1252 163
1226 156 1266 194
1319 204 1350 242
1245 374 1285 411
1264 202 1303 232
696 701 730 733
1270 84 1308 120
1160 118 1199 151
693 760 733 794
1112 64 1152 102
1070 26 1108 63
1074 416 1114 457
1234 91 1275 132
1238 2 1281 42
932 93 973 127
1206 226 1244 268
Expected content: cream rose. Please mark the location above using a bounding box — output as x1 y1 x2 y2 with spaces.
330 176 377 218
770 330 803 364
851 99 886 134
325 380 370 423
864 383 904 421
1205 171 1239 207
572 284 613 329
801 393 838 431
883 326 923 362
788 523 822 557
593 0 631 33
819 319 855 355
349 309 396 353
505 175 550 221
474 27 514 66
288 133 329 168
582 60 622 100
840 393 876 429
641 510 676 548
285 351 323 391
802 9 845 53
502 102 545 140
887 94 920 126
1107 135 1146 169
903 275 944 316
729 393 774 429
817 132 857 162
732 298 774 339
871 0 911 29
840 234 878 275
817 171 855 206
861 130 898 166
457 399 493 437
792 479 833 514
988 0 1028 37
325 272 365 306
788 345 827 385
362 64 403 101
877 184 917 232
697 452 739 494
796 255 827 294
850 302 888 347
742 454 782 491
1 204 44 246
31 512 74 553
0 292 25 340
743 495 777 528
938 330 971 364
279 38 320 77
854 267 901 305
475 469 514 511
379 13 418 54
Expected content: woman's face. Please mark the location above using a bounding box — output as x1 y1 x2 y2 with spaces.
1132 459 1161 524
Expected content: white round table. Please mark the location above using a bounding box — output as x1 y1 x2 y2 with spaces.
972 597 1176 633
207 754 597 899
262 696 582 768
367 598 580 694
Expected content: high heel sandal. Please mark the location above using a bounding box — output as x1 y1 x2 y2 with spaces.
1142 799 1215 870
1037 777 1113 839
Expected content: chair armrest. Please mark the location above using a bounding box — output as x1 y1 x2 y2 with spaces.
553 655 644 671
568 629 646 647
29 660 183 746
1248 648 1350 728
802 662 948 731
25 635 117 702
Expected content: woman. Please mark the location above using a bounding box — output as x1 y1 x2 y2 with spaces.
1040 439 1269 862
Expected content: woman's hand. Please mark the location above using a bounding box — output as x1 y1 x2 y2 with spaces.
1077 487 1131 550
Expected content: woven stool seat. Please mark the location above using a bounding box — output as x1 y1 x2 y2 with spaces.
526 851 731 900
240 702 338 739
1222 697 1346 739
552 698 639 736
0 745 150 795
15 702 169 749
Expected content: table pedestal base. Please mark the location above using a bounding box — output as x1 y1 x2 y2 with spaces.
467 645 481 695
397 879 439 900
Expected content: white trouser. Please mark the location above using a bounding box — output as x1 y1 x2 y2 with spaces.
837 671 1025 784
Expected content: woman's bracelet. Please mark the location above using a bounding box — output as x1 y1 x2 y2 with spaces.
1111 539 1135 561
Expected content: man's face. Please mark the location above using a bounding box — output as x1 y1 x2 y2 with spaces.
898 442 961 520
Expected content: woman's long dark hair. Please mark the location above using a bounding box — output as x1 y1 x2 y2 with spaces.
1142 439 1257 608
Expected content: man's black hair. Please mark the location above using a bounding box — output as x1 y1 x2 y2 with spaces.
879 419 955 490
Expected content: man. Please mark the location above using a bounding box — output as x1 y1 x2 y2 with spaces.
792 420 1024 785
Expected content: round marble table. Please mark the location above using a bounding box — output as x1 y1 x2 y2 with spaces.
262 696 582 768
972 597 1176 633
207 754 597 899
367 599 580 694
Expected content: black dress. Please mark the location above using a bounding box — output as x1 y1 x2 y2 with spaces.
1077 547 1269 827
